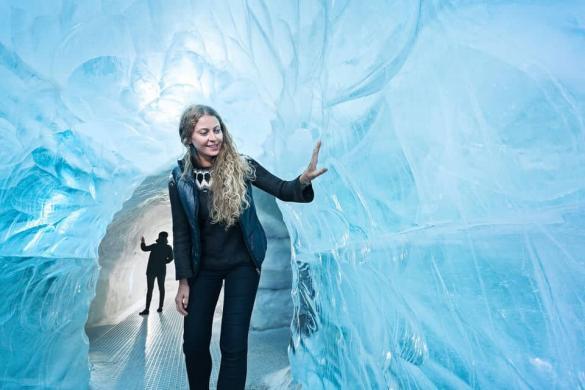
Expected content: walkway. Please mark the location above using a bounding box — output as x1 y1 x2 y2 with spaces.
87 280 291 389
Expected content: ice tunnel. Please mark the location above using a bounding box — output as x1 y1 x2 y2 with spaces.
1 0 584 389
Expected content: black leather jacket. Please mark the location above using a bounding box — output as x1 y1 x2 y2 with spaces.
168 156 314 280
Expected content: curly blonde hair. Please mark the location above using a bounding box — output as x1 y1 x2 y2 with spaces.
178 104 256 228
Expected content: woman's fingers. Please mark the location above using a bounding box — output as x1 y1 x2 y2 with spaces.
307 167 328 181
302 140 327 183
310 140 322 169
313 167 328 179
175 288 189 316
176 297 188 316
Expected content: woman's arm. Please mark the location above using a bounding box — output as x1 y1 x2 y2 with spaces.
244 140 327 203
246 157 314 203
168 169 193 280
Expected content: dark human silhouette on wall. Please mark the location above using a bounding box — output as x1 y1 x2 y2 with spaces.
139 232 174 315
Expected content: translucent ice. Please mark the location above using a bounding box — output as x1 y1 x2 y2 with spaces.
1 0 584 388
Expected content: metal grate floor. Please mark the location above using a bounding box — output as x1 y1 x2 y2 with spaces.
88 281 223 390
87 280 292 390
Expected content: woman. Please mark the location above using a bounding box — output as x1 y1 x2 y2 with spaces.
168 104 327 389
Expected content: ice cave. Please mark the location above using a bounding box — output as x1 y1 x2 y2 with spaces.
1 1 584 389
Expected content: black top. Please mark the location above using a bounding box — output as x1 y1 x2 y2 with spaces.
168 154 314 280
192 161 253 269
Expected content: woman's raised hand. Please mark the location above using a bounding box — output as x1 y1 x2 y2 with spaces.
300 140 328 185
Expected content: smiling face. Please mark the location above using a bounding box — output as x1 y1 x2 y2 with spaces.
191 114 223 164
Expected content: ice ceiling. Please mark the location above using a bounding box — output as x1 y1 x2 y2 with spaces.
1 0 584 388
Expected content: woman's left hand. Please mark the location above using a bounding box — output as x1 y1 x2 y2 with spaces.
300 140 328 185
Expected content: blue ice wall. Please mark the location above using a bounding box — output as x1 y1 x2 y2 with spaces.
1 0 584 388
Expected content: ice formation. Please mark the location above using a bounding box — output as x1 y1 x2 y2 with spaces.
0 0 584 388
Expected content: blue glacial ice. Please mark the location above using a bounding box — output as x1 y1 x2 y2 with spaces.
1 0 584 388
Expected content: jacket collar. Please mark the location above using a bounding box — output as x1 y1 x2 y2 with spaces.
176 159 194 183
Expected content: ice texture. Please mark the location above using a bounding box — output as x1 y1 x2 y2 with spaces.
1 0 584 388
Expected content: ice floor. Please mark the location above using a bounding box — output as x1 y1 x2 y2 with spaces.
86 280 292 390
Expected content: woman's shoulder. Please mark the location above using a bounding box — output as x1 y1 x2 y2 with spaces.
239 153 258 166
169 162 183 183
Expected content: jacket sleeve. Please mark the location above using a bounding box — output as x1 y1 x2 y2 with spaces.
140 242 154 252
168 170 193 280
246 156 314 203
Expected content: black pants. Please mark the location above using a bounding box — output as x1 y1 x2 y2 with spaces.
183 263 260 390
145 273 165 310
